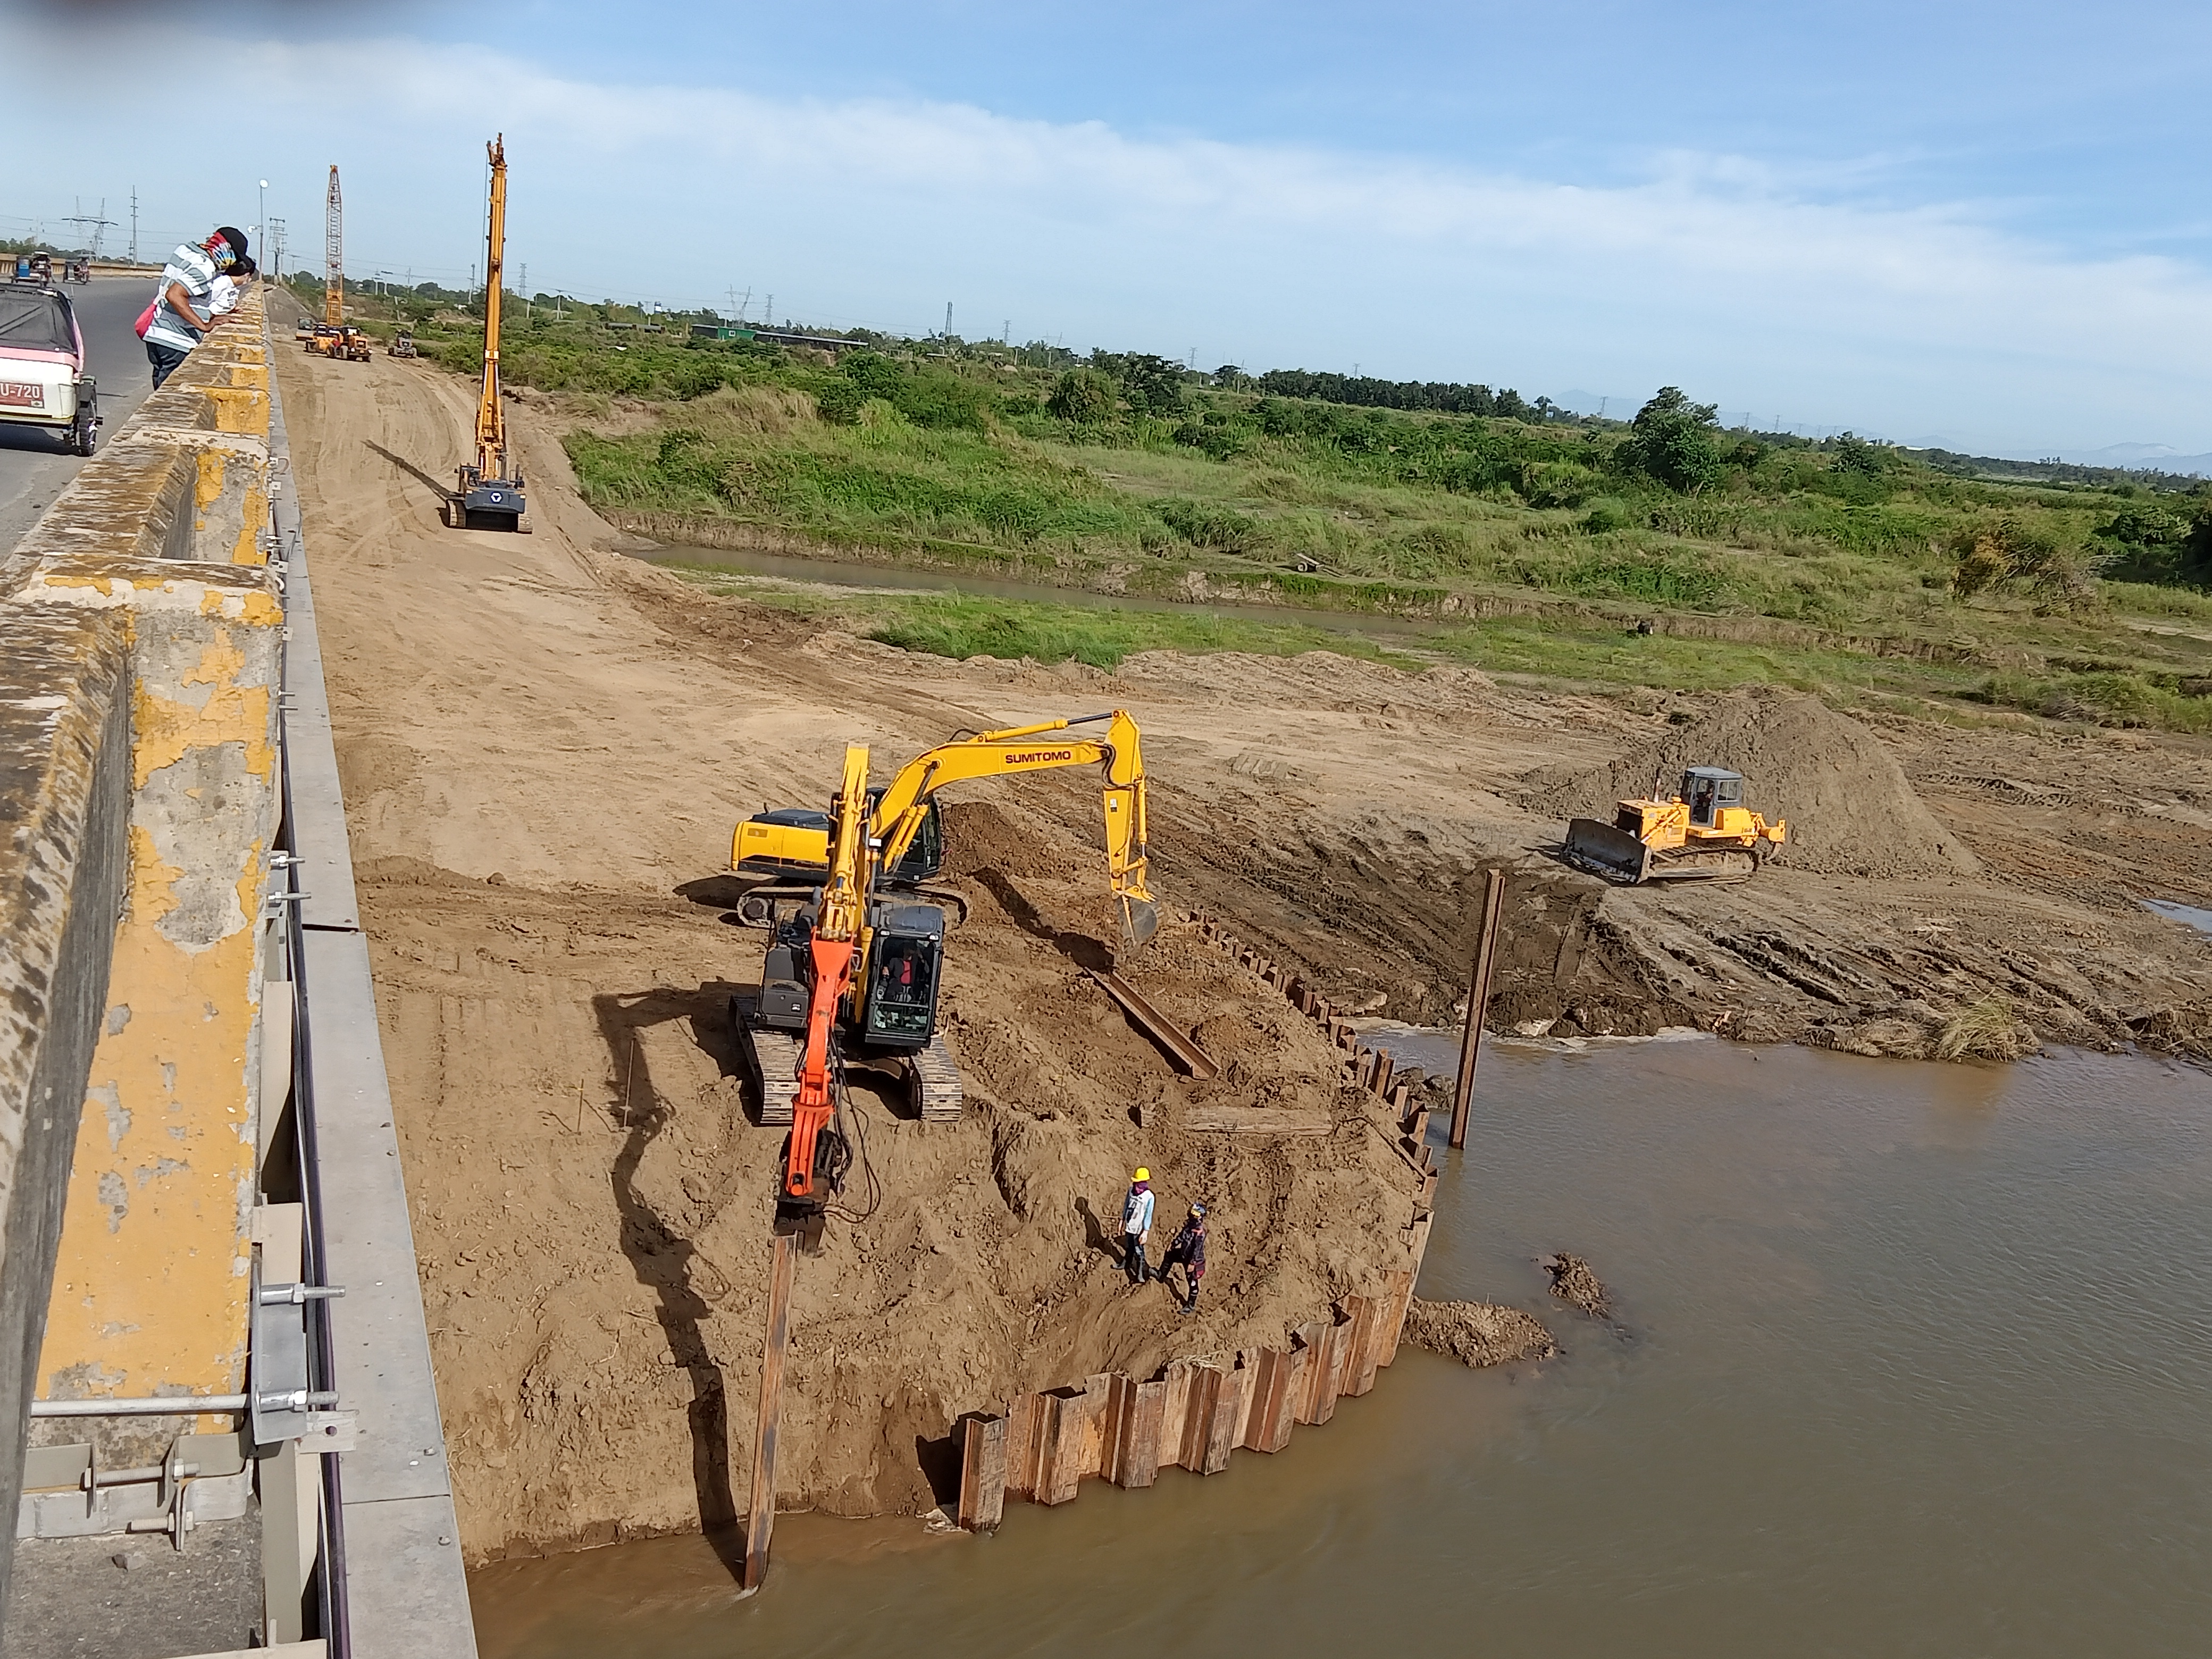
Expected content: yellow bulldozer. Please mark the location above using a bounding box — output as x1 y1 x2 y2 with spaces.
1565 766 1786 883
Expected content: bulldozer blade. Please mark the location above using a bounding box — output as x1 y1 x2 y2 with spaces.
1564 818 1652 883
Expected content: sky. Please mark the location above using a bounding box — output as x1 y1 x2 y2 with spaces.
4 0 2209 457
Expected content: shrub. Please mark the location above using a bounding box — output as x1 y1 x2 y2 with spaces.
1047 368 1116 424
1153 498 1257 551
1948 516 2096 611
1616 387 1723 495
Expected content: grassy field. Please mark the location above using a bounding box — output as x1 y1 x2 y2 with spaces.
373 281 2212 732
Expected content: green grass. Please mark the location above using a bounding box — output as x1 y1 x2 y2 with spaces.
668 569 1406 669
384 312 2212 733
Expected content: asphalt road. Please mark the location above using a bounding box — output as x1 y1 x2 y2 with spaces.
0 275 161 553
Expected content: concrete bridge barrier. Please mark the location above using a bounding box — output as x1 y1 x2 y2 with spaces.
0 295 281 1605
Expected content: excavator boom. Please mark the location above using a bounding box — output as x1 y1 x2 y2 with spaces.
747 710 1161 1238
448 135 529 533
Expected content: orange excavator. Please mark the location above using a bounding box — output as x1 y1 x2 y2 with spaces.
730 712 1159 1244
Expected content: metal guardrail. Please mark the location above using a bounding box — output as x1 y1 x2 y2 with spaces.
275 498 354 1659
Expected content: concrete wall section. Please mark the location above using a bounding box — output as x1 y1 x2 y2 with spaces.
4 298 281 1461
0 608 132 1615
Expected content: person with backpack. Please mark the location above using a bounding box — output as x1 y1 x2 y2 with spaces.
1161 1203 1208 1314
1120 1169 1155 1286
138 227 247 389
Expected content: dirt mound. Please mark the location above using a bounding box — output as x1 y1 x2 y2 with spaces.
1543 1253 1612 1317
1522 689 1981 881
1403 1298 1556 1367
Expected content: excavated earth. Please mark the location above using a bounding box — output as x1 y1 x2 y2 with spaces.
274 320 2212 1562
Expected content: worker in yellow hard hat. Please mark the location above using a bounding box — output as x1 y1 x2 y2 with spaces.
1120 1168 1155 1286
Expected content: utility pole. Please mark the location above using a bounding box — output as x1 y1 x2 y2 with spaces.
765 294 773 329
1003 319 1010 344
129 188 139 265
522 263 529 322
269 217 286 281
944 301 953 339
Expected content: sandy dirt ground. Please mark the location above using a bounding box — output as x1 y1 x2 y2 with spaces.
274 320 2212 1562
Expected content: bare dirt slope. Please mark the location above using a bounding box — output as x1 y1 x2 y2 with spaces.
275 345 1432 1563
276 330 2212 1560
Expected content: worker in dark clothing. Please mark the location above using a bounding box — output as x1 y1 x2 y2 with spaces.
1161 1202 1208 1313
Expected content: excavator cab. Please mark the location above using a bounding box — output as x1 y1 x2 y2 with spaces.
859 905 944 1049
735 795 943 885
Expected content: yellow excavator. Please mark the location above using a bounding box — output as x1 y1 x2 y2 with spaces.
1565 766 1787 883
730 711 1157 1242
446 134 529 532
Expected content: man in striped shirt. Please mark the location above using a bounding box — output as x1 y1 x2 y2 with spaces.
144 227 247 389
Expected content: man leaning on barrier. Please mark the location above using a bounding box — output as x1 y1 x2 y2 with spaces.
139 225 248 389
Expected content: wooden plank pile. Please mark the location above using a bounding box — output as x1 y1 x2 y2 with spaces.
1189 912 1440 1250
956 1280 1420 1530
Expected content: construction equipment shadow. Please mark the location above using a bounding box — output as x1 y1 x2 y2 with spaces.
590 982 755 1586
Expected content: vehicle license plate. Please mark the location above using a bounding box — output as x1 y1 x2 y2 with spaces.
0 381 44 408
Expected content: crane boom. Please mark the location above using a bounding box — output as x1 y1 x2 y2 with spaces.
475 135 508 481
323 166 343 328
448 135 529 532
759 711 1159 1235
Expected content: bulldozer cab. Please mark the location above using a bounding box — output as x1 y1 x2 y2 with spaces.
1682 767 1744 829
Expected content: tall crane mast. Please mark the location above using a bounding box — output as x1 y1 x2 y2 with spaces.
323 166 343 328
448 135 529 532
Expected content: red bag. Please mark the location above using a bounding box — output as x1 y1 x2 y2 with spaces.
133 300 158 340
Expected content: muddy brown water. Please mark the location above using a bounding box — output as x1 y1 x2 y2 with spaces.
470 1038 2212 1658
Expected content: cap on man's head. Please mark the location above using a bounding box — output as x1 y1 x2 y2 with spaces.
1189 1202 1205 1218
213 227 249 265
1132 1167 1149 1183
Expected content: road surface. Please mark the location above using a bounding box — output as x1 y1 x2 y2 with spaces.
0 275 159 552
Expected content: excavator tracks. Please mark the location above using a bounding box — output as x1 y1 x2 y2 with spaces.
736 1009 960 1125
905 1034 964 1122
736 1008 800 1127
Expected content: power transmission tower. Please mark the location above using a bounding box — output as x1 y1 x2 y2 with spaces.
324 165 345 326
269 217 287 281
944 301 953 339
63 198 115 259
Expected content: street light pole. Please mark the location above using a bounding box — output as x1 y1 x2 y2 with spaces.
258 179 268 264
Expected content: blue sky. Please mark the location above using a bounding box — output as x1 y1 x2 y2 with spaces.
5 1 2209 456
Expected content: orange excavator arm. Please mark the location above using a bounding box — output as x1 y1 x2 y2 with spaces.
784 745 871 1213
773 711 1160 1224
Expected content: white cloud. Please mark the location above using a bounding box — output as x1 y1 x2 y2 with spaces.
9 20 2208 452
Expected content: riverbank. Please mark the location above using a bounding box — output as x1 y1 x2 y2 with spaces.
269 305 1435 1565
271 290 2212 1566
470 1041 2212 1658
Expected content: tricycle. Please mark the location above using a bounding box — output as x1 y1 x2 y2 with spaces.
0 279 99 455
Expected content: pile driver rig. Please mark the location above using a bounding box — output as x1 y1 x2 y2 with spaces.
303 166 369 363
730 711 1159 1245
447 134 529 532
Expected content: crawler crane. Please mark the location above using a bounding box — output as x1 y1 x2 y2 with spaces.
303 166 370 363
730 711 1158 1244
447 135 529 532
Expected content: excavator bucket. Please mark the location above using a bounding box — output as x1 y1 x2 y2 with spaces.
1564 817 1653 884
1122 894 1160 948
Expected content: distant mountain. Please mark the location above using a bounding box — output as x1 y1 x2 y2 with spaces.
1553 389 1643 421
2054 442 2212 477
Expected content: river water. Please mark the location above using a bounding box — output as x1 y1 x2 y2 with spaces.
471 1038 2212 1658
